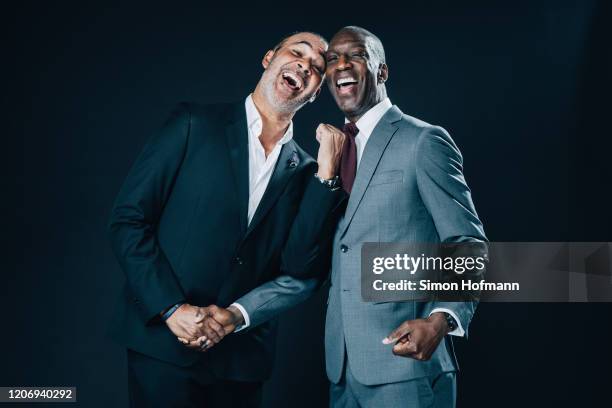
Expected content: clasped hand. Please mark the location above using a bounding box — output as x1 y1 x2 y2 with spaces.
165 304 243 352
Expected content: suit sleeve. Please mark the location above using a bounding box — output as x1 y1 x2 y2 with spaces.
232 275 320 329
279 162 347 279
231 163 346 329
415 126 487 337
108 104 190 325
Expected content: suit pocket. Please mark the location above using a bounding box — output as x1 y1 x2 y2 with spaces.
370 301 399 306
369 170 403 186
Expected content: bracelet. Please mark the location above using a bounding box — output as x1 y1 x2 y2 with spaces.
161 302 185 321
314 173 341 191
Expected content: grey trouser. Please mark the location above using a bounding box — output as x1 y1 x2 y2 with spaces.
330 357 456 408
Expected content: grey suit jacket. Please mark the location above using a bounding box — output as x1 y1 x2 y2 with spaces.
324 106 486 386
234 105 485 386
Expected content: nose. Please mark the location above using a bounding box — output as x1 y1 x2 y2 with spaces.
336 55 352 71
297 62 310 76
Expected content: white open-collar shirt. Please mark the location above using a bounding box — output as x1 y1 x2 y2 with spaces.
245 94 293 225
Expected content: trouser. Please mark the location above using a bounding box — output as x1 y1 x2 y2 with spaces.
330 355 456 408
127 349 262 408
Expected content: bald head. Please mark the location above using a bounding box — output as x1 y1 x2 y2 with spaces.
273 31 328 53
325 26 389 121
335 26 386 67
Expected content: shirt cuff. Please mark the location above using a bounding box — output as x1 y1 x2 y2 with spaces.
430 308 465 337
229 302 250 333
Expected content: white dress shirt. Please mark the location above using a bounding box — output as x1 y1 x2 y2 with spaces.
246 95 294 224
346 98 465 337
230 94 293 330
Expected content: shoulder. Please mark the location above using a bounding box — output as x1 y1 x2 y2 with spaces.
395 110 448 140
392 108 460 159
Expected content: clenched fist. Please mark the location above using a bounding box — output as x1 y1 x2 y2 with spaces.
315 124 346 179
382 312 450 361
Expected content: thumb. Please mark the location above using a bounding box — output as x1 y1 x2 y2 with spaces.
383 320 412 344
194 307 209 323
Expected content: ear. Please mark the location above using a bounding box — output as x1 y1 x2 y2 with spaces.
262 50 275 69
378 63 389 83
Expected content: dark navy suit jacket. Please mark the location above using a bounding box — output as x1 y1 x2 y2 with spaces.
108 101 344 380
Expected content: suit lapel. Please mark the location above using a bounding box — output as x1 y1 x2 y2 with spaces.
340 106 403 238
245 141 300 238
225 102 250 234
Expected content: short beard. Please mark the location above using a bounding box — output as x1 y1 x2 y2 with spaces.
261 69 312 115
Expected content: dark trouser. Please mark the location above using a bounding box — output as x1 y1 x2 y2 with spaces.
127 349 262 408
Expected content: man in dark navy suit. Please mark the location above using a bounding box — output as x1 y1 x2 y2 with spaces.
108 31 346 407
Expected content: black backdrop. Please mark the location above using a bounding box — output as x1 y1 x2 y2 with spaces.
4 1 612 407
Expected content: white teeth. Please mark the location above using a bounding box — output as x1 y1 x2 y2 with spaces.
337 77 357 86
282 72 302 88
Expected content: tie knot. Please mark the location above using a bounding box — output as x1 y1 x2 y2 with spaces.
342 122 359 138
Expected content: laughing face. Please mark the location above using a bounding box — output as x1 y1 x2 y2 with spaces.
325 29 388 121
259 32 327 114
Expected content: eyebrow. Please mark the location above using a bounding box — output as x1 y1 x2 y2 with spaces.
289 40 326 63
327 44 367 53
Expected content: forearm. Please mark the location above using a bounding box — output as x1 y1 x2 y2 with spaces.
109 103 191 323
231 275 321 329
110 224 186 323
281 172 346 278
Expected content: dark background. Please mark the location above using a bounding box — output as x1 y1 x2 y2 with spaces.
4 0 612 406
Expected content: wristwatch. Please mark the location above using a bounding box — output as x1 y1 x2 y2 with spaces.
314 173 341 191
443 312 458 332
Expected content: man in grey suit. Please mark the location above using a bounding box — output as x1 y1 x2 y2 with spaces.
213 25 485 407
315 26 487 407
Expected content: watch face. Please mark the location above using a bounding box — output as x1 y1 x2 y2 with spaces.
446 314 457 330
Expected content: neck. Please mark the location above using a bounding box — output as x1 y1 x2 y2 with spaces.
251 88 293 148
346 87 387 123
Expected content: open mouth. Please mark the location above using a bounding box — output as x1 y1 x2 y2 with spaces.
335 76 358 95
281 71 303 91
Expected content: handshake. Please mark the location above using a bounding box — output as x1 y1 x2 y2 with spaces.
164 304 244 352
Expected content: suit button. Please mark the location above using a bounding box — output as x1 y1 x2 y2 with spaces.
340 244 348 253
235 257 244 265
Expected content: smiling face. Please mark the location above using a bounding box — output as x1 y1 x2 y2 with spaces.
326 28 388 121
258 32 327 115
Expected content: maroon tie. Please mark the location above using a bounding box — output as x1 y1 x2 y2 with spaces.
340 122 359 194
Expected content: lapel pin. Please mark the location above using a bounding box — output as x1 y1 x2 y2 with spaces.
287 152 299 168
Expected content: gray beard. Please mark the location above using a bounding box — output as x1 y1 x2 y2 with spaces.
261 73 311 115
